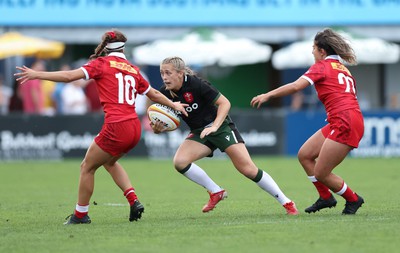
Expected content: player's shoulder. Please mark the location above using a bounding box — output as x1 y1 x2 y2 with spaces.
188 75 216 90
307 60 327 74
159 85 170 96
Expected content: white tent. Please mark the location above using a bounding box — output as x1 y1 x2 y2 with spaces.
133 28 272 67
272 30 400 70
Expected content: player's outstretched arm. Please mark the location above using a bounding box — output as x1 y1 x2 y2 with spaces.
251 78 309 109
15 66 85 84
146 87 188 116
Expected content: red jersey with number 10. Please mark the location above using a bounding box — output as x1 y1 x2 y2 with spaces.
301 56 360 116
81 52 150 123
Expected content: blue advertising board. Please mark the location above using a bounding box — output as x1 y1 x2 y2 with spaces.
1 0 400 26
285 110 400 157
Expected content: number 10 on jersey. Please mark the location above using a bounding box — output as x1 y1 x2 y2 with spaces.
116 72 137 105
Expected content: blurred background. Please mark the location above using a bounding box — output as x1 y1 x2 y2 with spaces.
0 0 399 161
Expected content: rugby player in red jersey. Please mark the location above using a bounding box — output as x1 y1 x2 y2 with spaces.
251 28 364 215
15 30 187 224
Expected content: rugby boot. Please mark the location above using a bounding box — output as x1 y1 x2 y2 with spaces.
202 190 228 213
305 195 337 213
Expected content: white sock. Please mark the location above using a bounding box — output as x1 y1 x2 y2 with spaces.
75 204 89 213
256 171 291 205
182 163 223 193
335 182 348 195
308 175 318 182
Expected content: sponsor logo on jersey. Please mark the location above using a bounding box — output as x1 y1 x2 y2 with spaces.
225 135 230 141
183 92 194 103
330 62 351 75
109 61 138 74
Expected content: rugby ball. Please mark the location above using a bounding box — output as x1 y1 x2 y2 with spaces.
147 103 180 131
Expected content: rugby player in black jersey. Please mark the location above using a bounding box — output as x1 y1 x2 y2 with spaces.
150 56 298 215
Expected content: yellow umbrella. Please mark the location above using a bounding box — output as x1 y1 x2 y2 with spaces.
0 32 65 59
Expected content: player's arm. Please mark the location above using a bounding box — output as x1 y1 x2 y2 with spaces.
146 87 188 117
15 66 85 84
251 77 310 109
200 94 230 139
211 94 230 130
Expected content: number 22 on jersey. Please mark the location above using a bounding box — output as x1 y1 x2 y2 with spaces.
338 72 356 97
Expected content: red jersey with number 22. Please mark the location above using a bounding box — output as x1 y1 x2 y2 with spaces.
81 52 150 123
301 56 360 117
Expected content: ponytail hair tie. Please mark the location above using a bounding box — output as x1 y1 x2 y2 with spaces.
108 32 116 39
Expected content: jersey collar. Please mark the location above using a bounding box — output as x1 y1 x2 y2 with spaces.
108 52 127 59
325 55 340 60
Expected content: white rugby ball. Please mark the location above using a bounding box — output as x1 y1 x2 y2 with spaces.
147 103 180 131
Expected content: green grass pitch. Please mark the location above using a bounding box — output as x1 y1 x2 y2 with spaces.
1 156 399 253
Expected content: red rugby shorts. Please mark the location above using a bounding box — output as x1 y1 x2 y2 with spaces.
95 118 142 156
321 109 364 148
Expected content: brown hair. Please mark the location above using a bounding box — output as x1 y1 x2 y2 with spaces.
89 29 127 60
314 28 357 65
161 56 195 76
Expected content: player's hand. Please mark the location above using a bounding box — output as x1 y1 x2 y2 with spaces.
172 102 189 117
14 66 35 84
250 93 270 109
200 126 218 139
150 121 167 134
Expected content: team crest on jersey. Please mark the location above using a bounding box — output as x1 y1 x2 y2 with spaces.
183 92 194 103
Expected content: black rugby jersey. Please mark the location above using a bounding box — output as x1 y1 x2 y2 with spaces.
160 75 231 131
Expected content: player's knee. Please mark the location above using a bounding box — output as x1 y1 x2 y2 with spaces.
80 159 97 174
235 163 257 179
172 156 189 172
314 171 328 183
298 149 312 165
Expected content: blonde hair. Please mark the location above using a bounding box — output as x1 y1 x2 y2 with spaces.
161 56 195 75
161 57 196 98
314 28 357 65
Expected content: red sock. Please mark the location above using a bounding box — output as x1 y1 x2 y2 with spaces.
336 182 358 202
124 187 138 206
74 203 89 218
312 181 332 200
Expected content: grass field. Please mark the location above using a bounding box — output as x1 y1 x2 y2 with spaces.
1 156 399 253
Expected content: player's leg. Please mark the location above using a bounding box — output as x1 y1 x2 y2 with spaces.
103 156 129 192
103 156 144 221
315 139 364 214
174 139 226 212
225 143 298 215
65 140 112 224
102 118 144 221
298 129 338 213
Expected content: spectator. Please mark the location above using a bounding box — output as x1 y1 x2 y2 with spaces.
52 64 71 114
0 76 12 115
61 79 88 115
18 60 45 114
84 79 102 113
8 79 23 113
41 79 56 116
